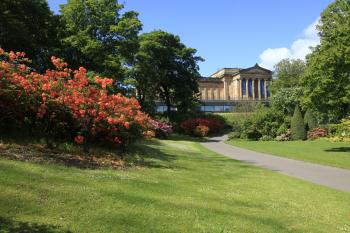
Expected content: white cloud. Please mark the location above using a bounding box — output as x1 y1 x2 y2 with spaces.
259 18 320 70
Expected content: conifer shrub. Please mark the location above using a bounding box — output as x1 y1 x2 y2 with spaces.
304 108 318 131
291 105 306 140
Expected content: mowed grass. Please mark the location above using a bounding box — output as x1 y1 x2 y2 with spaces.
217 112 251 126
1 137 350 232
227 139 350 170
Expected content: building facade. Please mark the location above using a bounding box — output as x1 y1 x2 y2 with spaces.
199 64 272 112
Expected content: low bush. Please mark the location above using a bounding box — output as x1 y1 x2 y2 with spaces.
275 129 291 141
0 49 152 151
241 108 285 140
179 118 224 137
194 125 210 137
307 128 327 140
328 117 350 141
150 119 173 139
228 131 241 140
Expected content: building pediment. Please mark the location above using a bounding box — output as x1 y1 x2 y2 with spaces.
240 64 272 75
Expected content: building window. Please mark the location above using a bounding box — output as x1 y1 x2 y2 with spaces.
248 79 253 97
260 80 265 98
156 106 168 113
200 105 231 112
242 79 246 96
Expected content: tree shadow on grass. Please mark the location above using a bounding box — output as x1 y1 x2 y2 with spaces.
166 134 206 142
0 216 72 233
0 138 184 170
324 147 350 153
132 140 185 170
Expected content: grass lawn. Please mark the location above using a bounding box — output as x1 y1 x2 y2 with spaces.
217 112 251 126
227 139 350 170
1 137 350 232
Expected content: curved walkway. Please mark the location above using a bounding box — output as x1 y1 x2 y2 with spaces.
201 135 350 193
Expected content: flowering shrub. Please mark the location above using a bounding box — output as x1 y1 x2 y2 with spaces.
0 48 152 150
179 118 224 137
328 117 350 141
194 125 209 137
275 129 291 141
307 128 327 140
150 119 173 139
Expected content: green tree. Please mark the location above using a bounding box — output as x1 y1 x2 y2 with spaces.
302 0 350 122
291 105 306 140
304 108 318 131
60 0 142 80
272 59 306 93
129 30 203 116
0 0 60 70
271 87 303 115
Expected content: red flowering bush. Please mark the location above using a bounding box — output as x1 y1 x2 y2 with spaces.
194 125 210 137
0 48 152 150
180 118 224 137
307 128 327 140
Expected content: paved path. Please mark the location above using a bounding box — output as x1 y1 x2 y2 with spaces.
201 135 350 193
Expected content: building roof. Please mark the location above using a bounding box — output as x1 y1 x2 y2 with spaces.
209 64 272 78
240 63 272 74
198 77 223 83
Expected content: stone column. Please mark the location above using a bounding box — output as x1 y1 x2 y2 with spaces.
245 79 248 100
238 79 242 99
223 79 227 100
264 80 267 99
258 79 261 100
252 79 256 99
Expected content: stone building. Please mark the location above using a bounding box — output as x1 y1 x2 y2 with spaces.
199 64 272 112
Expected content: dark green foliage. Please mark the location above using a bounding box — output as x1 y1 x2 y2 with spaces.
129 30 203 116
291 105 306 140
224 108 286 141
60 0 142 80
302 0 350 122
304 109 318 131
0 0 60 71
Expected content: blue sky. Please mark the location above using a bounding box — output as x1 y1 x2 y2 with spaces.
48 0 332 76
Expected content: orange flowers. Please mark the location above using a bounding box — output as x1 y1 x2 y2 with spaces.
0 48 153 148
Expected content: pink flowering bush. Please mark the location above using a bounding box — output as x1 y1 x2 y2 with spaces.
150 119 173 139
307 128 327 140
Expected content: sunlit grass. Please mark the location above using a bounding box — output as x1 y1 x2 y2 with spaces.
1 137 350 232
227 139 350 170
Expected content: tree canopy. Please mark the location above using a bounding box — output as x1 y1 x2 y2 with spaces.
129 30 203 116
0 0 60 70
60 0 142 80
272 59 306 93
302 0 350 122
